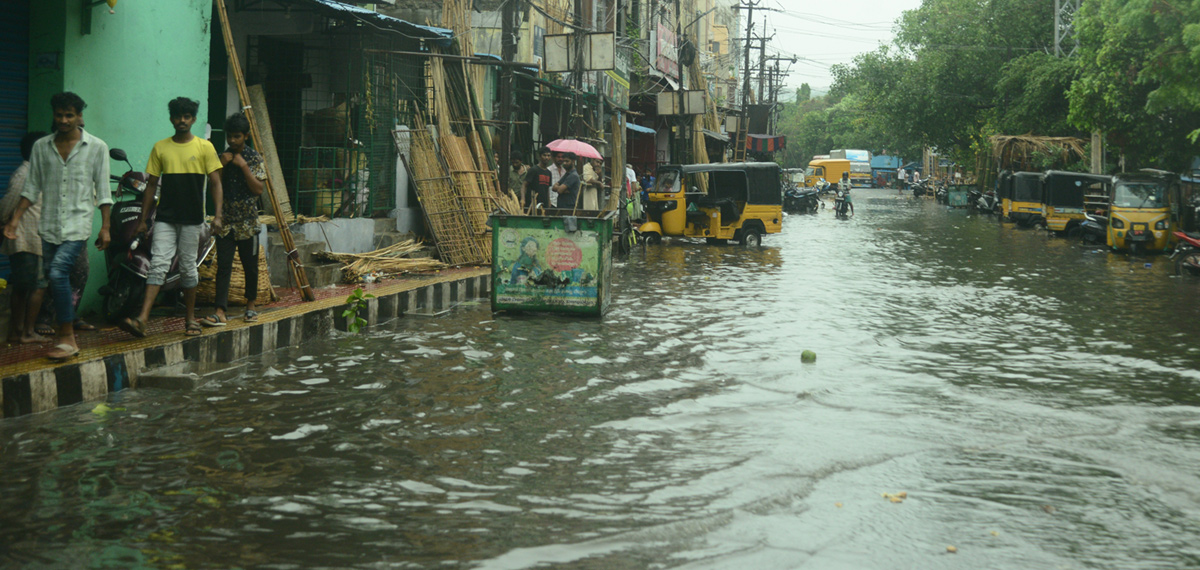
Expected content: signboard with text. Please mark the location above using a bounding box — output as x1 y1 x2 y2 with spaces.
655 22 679 80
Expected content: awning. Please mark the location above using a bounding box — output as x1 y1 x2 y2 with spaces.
702 129 729 143
627 123 656 135
747 134 785 153
295 0 454 45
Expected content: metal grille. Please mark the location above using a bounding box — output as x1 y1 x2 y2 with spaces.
247 31 427 218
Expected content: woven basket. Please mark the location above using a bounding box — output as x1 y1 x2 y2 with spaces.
196 244 279 305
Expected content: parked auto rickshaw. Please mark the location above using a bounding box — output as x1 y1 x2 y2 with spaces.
638 162 783 246
996 170 1013 216
1106 169 1181 254
1004 171 1043 226
1040 171 1112 236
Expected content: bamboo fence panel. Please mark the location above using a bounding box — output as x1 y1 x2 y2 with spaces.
399 126 488 266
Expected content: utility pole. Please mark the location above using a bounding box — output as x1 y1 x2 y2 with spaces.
1053 0 1099 172
572 0 586 136
498 0 518 195
1054 0 1080 57
732 0 758 161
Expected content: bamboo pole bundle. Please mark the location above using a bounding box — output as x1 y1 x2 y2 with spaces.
316 240 446 282
401 124 488 266
440 134 493 257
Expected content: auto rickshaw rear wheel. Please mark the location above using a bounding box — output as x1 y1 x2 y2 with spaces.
740 229 763 247
644 231 662 245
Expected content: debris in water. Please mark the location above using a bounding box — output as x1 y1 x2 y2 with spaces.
946 546 958 554
801 350 817 363
882 491 907 503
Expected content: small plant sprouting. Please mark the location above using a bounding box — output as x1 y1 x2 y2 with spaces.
343 288 375 333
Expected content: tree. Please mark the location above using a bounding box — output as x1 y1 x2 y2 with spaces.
1068 0 1200 170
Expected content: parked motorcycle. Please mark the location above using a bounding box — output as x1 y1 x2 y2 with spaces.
1170 230 1200 276
784 187 822 214
1079 210 1109 245
936 184 949 204
911 180 929 198
98 148 216 323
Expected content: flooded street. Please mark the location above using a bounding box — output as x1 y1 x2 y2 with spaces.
4 188 1200 569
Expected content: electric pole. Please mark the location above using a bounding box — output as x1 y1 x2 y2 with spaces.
498 0 518 195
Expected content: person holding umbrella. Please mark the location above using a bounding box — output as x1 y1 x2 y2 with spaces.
553 152 581 209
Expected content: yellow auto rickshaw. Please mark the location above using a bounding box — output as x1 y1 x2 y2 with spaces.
1040 171 1112 236
639 162 783 246
1106 170 1181 254
1004 171 1043 227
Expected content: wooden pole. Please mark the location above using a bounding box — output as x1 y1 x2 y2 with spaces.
214 0 314 301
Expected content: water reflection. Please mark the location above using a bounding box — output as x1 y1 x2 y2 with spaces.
2 189 1200 568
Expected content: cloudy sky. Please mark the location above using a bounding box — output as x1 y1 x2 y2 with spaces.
761 0 925 95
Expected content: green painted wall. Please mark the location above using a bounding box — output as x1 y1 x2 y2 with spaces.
30 0 215 318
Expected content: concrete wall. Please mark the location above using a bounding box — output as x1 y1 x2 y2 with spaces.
297 218 377 254
29 0 214 318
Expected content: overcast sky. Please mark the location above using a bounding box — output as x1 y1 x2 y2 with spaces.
757 0 925 95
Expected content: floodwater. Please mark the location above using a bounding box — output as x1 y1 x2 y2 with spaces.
3 188 1200 569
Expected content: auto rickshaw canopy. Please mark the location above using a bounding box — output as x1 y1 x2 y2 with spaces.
665 162 783 206
1012 171 1042 202
1041 171 1112 208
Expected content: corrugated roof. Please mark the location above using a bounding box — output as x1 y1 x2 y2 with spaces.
296 0 453 45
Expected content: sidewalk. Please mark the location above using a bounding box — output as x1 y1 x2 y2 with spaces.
1 267 491 417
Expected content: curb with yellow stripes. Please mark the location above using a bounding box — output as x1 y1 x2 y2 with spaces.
0 270 490 418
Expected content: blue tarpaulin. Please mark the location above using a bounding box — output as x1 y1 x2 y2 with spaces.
626 123 656 135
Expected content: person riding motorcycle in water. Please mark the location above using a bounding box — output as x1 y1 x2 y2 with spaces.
836 172 855 216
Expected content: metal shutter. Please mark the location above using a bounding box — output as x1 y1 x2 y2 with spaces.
0 0 29 179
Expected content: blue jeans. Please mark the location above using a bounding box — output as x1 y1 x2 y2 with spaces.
41 239 86 326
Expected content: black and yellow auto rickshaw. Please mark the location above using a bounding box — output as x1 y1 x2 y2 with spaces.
1040 171 1112 236
1106 170 1182 254
639 162 783 246
1004 171 1043 226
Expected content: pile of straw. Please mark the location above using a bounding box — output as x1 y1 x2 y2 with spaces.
196 245 279 305
315 240 446 282
990 135 1086 170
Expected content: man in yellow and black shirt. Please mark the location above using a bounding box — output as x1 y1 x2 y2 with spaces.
120 97 223 338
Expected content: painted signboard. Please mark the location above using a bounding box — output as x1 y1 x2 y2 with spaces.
490 213 614 316
655 22 679 80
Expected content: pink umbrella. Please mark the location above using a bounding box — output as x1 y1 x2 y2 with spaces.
546 139 602 160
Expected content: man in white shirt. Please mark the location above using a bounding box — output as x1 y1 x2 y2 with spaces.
3 92 112 361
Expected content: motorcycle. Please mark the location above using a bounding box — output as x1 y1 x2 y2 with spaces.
98 148 216 323
1170 230 1200 276
784 187 822 214
911 180 929 198
1079 210 1109 245
833 189 852 218
936 184 949 204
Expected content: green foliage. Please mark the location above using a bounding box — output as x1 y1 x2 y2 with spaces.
342 288 375 334
1068 0 1200 170
774 0 1200 174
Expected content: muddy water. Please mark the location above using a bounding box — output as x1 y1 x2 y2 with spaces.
3 189 1200 569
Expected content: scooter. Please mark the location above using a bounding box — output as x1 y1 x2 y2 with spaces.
784 187 822 214
973 190 998 215
1170 230 1200 276
911 180 928 198
1079 210 1109 245
98 148 215 323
